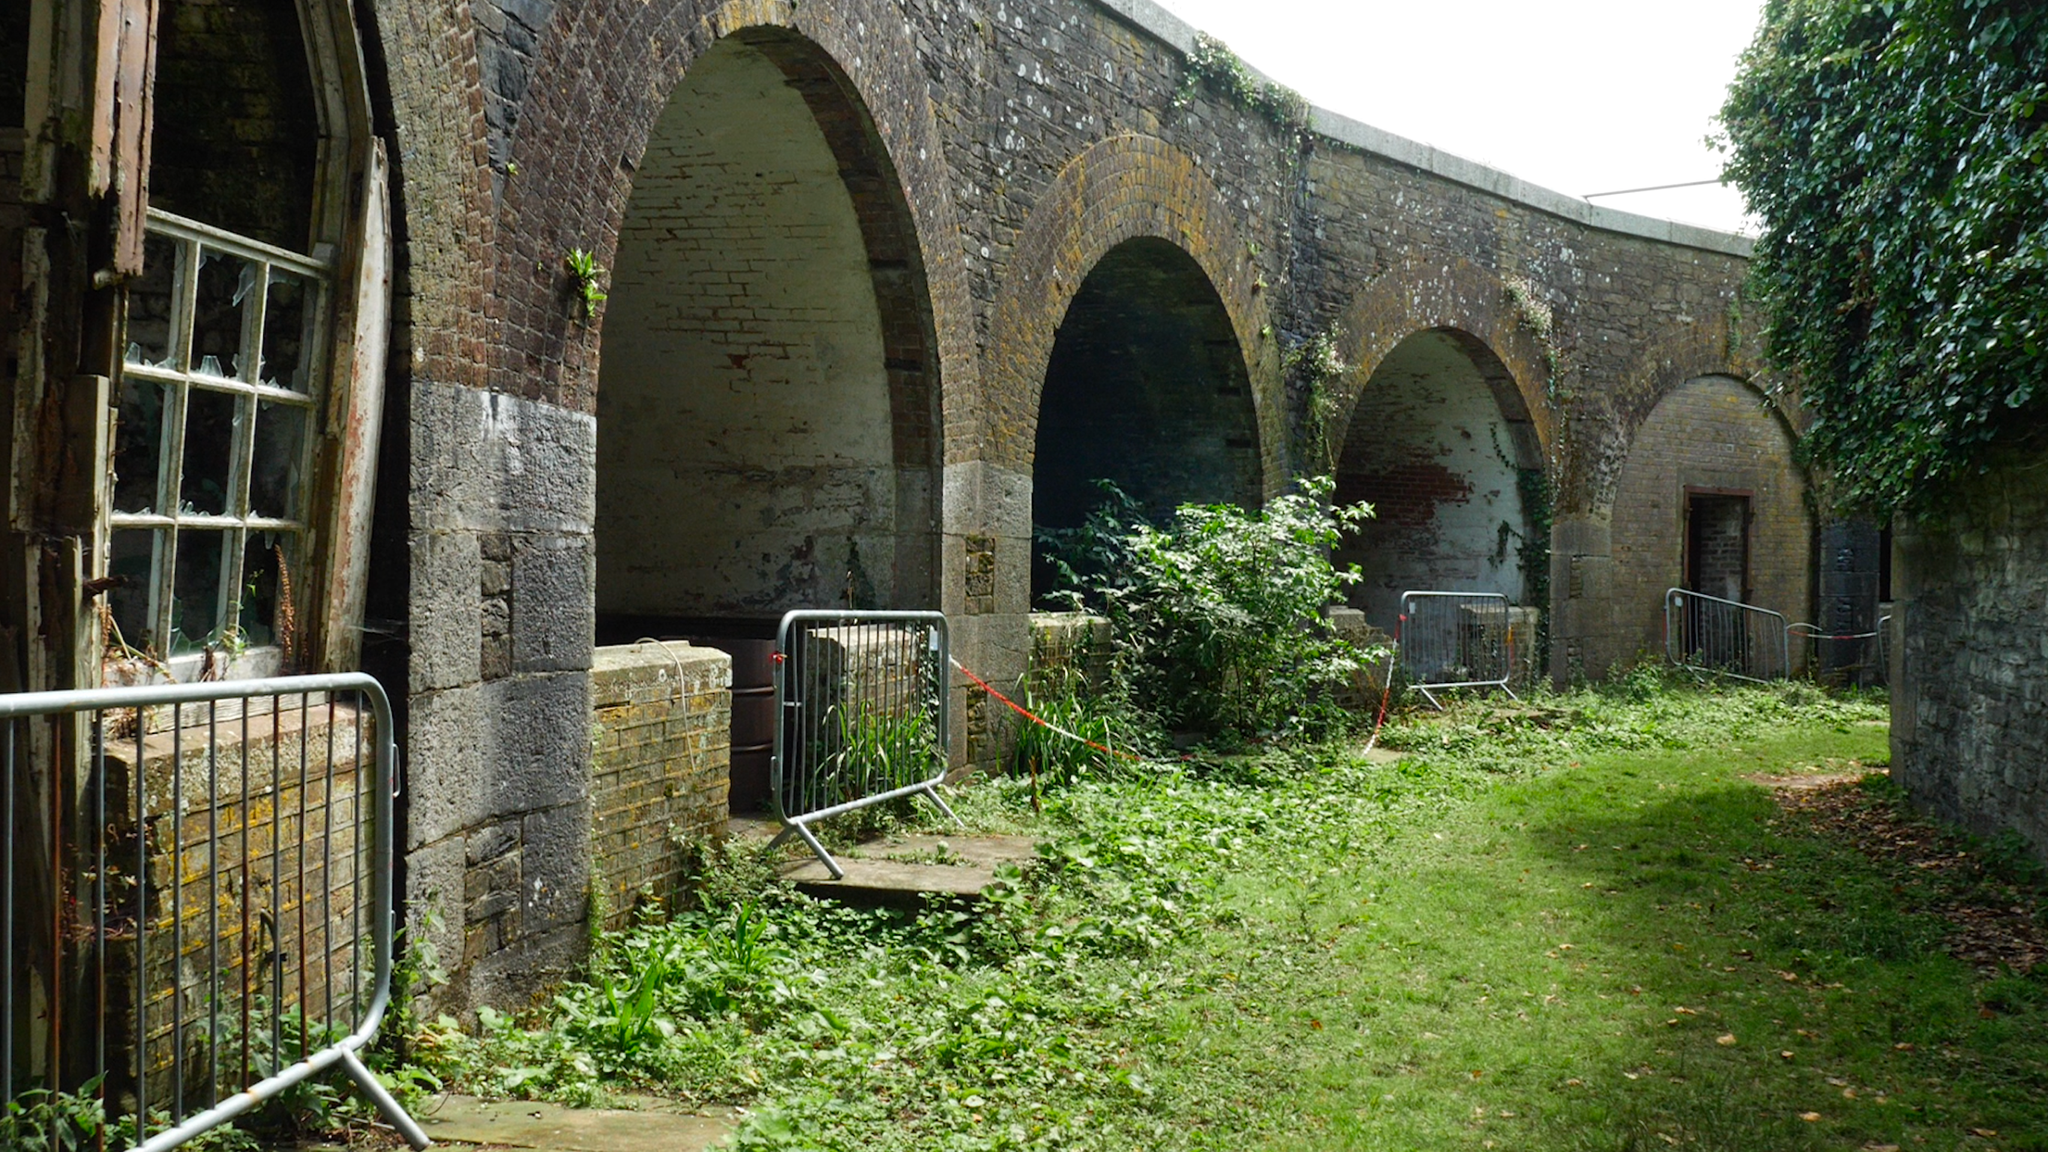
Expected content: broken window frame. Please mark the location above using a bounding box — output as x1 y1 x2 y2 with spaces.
99 0 389 683
110 209 335 665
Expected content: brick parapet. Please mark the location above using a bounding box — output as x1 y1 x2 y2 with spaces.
589 643 733 930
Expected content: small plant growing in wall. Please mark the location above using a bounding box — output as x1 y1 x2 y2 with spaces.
1286 325 1350 472
1173 34 1312 139
1503 274 1565 399
566 248 608 321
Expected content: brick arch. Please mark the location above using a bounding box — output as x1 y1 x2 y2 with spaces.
1325 257 1556 467
1586 315 1797 515
489 0 974 436
985 134 1278 491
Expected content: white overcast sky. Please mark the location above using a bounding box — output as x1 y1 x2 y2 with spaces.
1149 0 1765 235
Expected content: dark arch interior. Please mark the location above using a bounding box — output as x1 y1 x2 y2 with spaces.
148 0 321 252
1333 329 1539 629
595 30 940 642
1031 237 1260 603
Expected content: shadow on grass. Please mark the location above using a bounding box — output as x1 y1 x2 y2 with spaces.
1520 776 2048 1151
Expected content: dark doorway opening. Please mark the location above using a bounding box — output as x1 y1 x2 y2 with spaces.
1685 491 1751 604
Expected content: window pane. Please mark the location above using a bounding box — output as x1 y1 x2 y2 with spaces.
107 529 162 654
249 401 307 520
113 378 169 514
191 248 257 380
169 528 231 654
238 531 298 652
179 388 242 517
260 269 315 391
127 234 182 369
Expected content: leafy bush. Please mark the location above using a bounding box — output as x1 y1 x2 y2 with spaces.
1046 476 1372 742
1720 0 2048 514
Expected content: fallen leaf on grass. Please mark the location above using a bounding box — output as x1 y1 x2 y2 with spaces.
1717 1034 1738 1046
1799 1112 1821 1122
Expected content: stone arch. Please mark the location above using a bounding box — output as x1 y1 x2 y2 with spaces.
1326 257 1557 470
1579 311 1788 515
490 0 975 425
1329 327 1543 628
1596 371 1813 677
1029 235 1266 601
589 24 946 625
986 134 1278 490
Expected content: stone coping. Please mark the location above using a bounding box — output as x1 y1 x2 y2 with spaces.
1093 0 1754 258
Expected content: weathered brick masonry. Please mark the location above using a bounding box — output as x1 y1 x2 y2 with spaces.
357 0 1800 1008
5 0 1833 1010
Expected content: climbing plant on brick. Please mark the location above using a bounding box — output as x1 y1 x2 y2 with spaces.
1720 0 2048 515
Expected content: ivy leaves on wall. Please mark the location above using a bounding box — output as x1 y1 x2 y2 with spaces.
1720 0 2048 515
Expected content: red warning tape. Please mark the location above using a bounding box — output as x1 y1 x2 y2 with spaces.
948 656 1144 762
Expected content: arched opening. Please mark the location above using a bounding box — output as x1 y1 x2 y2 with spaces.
595 30 940 635
1030 237 1260 602
1333 329 1539 629
1603 374 1811 677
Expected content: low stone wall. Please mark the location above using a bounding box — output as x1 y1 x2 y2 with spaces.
1892 450 2048 864
1027 612 1111 693
589 643 732 929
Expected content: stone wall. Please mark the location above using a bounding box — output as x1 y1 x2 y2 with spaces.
1891 451 2048 864
590 643 733 930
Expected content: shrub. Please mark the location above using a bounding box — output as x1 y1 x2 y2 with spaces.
1049 476 1372 743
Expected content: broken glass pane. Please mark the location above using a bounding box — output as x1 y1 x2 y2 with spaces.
169 528 230 654
107 529 161 653
249 400 307 520
113 378 168 514
238 530 296 651
179 387 241 517
128 234 182 369
261 269 315 391
191 248 255 380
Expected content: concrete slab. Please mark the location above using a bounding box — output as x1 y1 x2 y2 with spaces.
418 1094 738 1152
781 831 1040 905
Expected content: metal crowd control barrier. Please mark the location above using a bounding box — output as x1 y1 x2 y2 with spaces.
1665 588 1791 683
1788 617 1890 687
0 674 429 1152
1397 591 1519 710
771 611 960 879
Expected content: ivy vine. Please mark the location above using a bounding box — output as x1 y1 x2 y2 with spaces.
1720 0 2048 516
1502 274 1565 399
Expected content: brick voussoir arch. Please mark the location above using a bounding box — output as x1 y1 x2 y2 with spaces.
1325 257 1556 473
986 133 1278 490
491 0 976 429
1583 318 1802 516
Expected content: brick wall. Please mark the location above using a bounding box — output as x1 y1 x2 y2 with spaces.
1568 375 1811 677
307 0 1767 1011
1031 237 1262 601
589 643 732 931
147 0 321 252
594 37 913 622
1334 330 1535 629
1892 450 2048 864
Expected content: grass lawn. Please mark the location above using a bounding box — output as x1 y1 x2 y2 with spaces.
411 679 2048 1151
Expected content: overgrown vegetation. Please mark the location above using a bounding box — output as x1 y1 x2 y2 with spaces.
1040 476 1372 743
1287 326 1350 472
1720 0 2048 515
1172 33 1312 137
397 677 2048 1148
